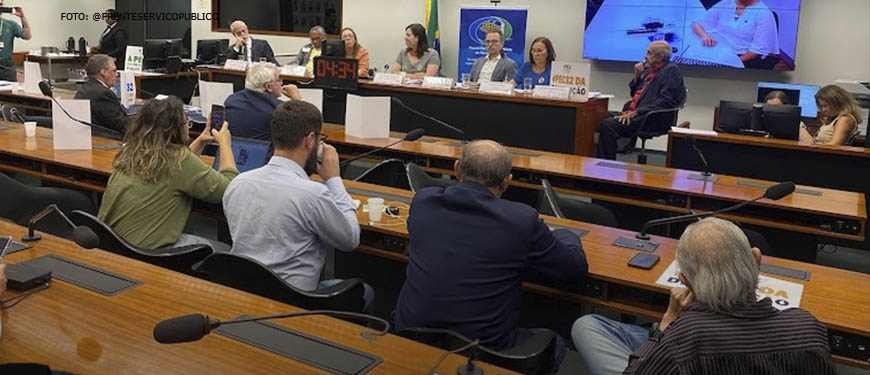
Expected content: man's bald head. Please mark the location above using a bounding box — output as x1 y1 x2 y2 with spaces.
647 41 672 64
456 140 513 189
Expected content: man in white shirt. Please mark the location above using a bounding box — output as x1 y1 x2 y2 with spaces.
469 29 518 83
692 0 779 68
227 20 279 65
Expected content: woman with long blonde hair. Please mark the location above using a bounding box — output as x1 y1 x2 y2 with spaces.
800 85 864 146
99 96 238 251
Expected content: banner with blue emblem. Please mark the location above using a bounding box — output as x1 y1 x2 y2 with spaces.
457 7 528 80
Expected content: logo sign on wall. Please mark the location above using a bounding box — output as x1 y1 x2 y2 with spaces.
457 7 527 80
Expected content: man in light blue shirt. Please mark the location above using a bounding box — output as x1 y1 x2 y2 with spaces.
222 100 373 311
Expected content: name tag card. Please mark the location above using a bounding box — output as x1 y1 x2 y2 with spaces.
532 85 571 100
373 72 404 86
550 61 591 102
124 46 144 73
281 65 307 77
223 59 248 71
422 76 455 90
479 81 514 95
119 71 136 108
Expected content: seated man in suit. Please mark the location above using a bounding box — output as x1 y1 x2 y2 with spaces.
393 140 588 372
222 100 373 312
227 20 278 65
597 41 686 160
90 9 127 70
74 54 129 135
295 25 326 76
572 217 836 375
224 63 301 141
470 29 518 83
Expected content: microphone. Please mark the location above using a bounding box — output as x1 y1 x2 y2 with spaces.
21 204 100 249
39 80 123 139
153 310 389 344
390 97 466 142
613 181 796 251
685 135 717 182
339 128 425 167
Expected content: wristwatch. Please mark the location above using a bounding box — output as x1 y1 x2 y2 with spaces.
648 322 664 341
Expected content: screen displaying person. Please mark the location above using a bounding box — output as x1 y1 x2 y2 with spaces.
692 0 779 69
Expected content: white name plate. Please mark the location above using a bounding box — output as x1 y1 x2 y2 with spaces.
373 72 405 86
223 59 248 71
479 81 514 95
422 76 455 90
532 85 572 100
281 65 308 77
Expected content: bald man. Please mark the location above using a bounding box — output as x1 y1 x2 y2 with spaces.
597 41 686 160
226 20 278 65
393 140 588 373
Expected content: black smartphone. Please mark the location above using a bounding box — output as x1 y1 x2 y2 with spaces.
210 104 225 131
627 252 660 270
0 7 13 14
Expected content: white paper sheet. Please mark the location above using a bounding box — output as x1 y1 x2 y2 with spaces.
299 88 323 113
199 81 234 118
24 61 42 94
345 94 390 139
52 99 92 150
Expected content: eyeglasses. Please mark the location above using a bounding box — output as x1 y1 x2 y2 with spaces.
314 132 328 141
485 40 501 45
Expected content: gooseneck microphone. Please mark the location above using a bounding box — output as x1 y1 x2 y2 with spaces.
613 182 796 251
390 97 466 142
21 204 100 249
685 135 717 182
153 310 390 344
339 128 425 167
39 80 122 139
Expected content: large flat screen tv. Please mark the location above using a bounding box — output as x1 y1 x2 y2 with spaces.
584 0 802 70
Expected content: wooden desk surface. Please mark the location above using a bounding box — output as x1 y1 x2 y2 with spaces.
667 130 870 160
0 222 514 374
320 124 867 221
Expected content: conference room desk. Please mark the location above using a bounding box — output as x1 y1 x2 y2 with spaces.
25 54 90 83
0 123 867 367
316 123 867 244
200 67 609 156
0 222 513 374
0 87 76 115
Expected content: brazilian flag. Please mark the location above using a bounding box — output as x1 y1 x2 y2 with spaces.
425 0 440 52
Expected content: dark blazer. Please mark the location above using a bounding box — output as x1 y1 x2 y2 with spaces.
227 39 278 65
99 24 127 70
73 78 129 135
224 89 282 141
393 181 588 350
628 62 686 116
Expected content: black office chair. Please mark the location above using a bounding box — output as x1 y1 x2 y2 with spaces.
0 103 26 123
541 179 619 227
406 162 457 192
623 89 687 164
193 252 367 313
864 133 870 148
0 173 97 239
398 326 557 375
352 158 410 190
70 210 213 276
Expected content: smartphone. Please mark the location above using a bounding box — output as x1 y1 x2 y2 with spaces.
628 252 660 270
210 104 225 131
0 7 13 14
317 143 324 163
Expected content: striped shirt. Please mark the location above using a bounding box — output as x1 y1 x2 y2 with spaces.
624 298 836 374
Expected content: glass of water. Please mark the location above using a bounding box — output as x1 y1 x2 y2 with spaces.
461 73 471 88
523 77 533 93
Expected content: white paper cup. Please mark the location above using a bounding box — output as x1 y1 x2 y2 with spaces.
24 121 37 137
368 197 384 222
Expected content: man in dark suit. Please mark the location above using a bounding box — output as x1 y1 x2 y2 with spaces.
393 140 588 372
224 63 300 141
74 54 128 135
227 20 278 65
597 41 686 160
91 9 127 70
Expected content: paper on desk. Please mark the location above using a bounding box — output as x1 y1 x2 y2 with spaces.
119 71 136 108
24 61 42 95
670 127 718 137
345 94 389 139
52 99 92 150
299 88 323 113
655 261 803 310
199 81 233 118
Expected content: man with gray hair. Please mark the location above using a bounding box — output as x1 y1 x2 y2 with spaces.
224 63 301 141
295 25 326 76
596 40 685 160
393 140 588 372
74 54 129 134
227 20 278 65
571 217 835 375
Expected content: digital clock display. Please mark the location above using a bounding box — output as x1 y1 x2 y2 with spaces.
313 56 359 90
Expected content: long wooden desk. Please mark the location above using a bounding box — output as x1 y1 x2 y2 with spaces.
316 123 867 244
0 222 513 374
0 122 867 367
201 67 609 156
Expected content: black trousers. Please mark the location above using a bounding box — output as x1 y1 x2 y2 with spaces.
596 115 644 160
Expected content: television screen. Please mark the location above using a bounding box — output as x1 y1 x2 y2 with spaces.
756 81 819 117
584 0 802 70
